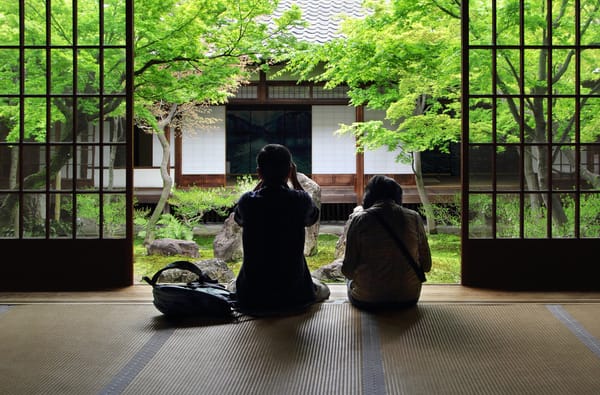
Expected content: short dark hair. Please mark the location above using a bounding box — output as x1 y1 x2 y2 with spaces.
256 144 292 185
362 175 403 209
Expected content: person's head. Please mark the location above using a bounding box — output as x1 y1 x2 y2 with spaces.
256 144 293 186
362 175 403 209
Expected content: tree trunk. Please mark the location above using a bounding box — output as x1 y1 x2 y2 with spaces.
9 147 19 234
108 118 123 191
413 151 437 234
562 149 600 189
409 94 437 234
523 147 542 213
54 170 61 221
143 127 173 246
534 145 568 225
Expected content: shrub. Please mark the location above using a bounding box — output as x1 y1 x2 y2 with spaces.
168 175 257 227
134 175 258 240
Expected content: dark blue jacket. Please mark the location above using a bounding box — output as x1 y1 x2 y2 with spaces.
233 184 319 310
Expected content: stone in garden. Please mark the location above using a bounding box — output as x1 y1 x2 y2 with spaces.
146 238 199 258
157 258 234 284
334 205 363 260
297 172 321 257
213 212 243 262
311 258 344 282
195 258 235 283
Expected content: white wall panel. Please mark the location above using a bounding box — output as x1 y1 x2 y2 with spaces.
133 168 175 188
92 169 125 188
181 106 226 174
97 168 174 188
363 109 413 174
312 105 356 173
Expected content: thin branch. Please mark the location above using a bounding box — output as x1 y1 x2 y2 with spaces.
430 0 460 19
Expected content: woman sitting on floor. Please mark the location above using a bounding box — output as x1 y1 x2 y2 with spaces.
342 175 432 310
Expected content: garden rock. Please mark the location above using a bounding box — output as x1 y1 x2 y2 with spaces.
157 258 234 284
334 205 363 260
311 258 344 282
213 213 243 262
196 258 235 283
146 238 199 258
297 172 321 256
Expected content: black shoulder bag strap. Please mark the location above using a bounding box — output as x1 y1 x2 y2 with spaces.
368 210 427 283
142 260 226 292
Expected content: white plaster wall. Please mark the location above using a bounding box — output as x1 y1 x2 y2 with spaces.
94 169 175 188
94 169 126 188
311 105 356 173
133 168 175 188
181 106 226 174
364 109 413 174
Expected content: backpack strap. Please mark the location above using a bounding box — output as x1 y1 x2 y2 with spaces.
142 260 218 287
367 209 427 283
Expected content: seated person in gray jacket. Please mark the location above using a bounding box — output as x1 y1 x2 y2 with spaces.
342 175 432 310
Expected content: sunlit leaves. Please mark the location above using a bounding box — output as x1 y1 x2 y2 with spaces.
285 0 462 158
133 0 305 129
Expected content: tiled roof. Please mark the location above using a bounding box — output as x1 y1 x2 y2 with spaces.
273 0 365 44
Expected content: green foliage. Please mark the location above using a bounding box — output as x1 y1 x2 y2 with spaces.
0 1 126 144
468 1 600 170
136 211 194 240
284 0 600 229
427 233 461 284
133 235 213 282
0 1 131 232
283 0 462 158
130 1 304 242
305 233 339 273
0 1 306 239
425 199 461 227
134 232 461 284
134 175 257 239
156 213 194 240
564 194 600 237
62 193 127 237
467 193 600 238
101 195 128 236
168 175 257 227
134 205 152 229
133 0 306 130
169 186 236 228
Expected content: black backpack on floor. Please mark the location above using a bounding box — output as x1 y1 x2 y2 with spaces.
142 260 236 319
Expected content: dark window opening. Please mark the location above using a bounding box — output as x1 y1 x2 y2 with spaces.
134 126 153 167
226 105 312 175
422 142 461 176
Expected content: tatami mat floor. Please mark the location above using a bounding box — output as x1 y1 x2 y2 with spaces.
1 286 600 394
